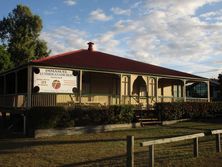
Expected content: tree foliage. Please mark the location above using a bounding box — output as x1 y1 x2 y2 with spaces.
0 45 13 72
0 4 49 68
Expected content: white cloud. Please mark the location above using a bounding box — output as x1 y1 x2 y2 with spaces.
89 9 112 21
111 7 131 16
94 31 120 54
40 26 88 54
41 0 222 78
144 0 220 16
64 0 76 6
109 0 222 77
200 9 222 22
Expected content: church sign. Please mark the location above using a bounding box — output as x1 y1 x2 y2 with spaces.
33 68 77 93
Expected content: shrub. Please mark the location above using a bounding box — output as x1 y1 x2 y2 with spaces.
27 106 74 130
27 105 136 129
155 102 222 121
69 105 135 126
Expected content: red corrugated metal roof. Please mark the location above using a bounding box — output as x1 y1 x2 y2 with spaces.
32 49 203 79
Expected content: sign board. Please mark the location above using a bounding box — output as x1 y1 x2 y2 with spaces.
33 68 77 93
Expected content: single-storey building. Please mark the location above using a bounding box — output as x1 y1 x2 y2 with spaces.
0 42 210 114
0 42 213 133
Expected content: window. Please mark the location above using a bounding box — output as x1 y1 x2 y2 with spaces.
173 85 182 97
186 82 207 98
122 76 129 96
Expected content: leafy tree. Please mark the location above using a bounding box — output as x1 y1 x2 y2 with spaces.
0 4 50 67
0 45 13 72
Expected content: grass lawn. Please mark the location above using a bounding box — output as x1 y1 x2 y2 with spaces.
0 119 222 167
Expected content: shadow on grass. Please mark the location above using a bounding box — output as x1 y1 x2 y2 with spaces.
59 149 194 167
0 134 183 152
164 118 222 132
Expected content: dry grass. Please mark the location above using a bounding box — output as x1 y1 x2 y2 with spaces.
0 120 222 167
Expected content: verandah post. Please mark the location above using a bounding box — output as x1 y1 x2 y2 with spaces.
119 74 122 105
183 79 186 102
207 80 210 102
156 77 159 103
25 65 32 135
127 136 134 167
79 70 83 104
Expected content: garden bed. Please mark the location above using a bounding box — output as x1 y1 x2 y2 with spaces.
35 123 141 138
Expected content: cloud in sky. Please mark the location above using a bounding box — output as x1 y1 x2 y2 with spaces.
41 26 88 54
89 9 112 21
111 7 131 16
64 0 76 6
41 0 222 78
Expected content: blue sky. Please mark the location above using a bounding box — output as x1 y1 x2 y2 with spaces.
1 0 222 78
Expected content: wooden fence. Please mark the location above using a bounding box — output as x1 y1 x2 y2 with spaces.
211 130 222 153
126 129 222 167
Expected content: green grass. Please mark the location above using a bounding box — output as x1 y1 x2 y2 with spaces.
0 120 222 167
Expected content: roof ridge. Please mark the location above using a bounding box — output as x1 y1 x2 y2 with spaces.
32 49 86 62
96 51 199 78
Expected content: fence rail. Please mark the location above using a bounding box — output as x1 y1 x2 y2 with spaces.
126 129 222 167
140 133 204 147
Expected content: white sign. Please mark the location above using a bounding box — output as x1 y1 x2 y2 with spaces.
33 68 77 93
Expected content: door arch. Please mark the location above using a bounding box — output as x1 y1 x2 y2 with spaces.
132 76 147 96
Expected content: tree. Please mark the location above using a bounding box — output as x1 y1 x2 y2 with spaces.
0 45 13 72
0 4 50 67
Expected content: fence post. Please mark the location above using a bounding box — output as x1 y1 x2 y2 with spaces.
149 144 154 167
216 134 221 152
193 137 199 157
127 136 134 167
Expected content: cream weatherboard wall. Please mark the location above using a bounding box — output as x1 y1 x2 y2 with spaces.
0 65 210 110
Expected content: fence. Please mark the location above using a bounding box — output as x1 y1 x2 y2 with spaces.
126 129 222 167
211 130 222 153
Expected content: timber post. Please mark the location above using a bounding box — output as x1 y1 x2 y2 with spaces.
156 77 159 103
211 130 222 153
119 74 122 105
126 135 134 167
149 144 154 167
193 137 199 157
207 80 210 102
183 79 186 102
25 65 33 135
79 70 83 104
216 134 221 152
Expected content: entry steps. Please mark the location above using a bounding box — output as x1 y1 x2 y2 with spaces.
136 117 161 126
135 110 161 126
